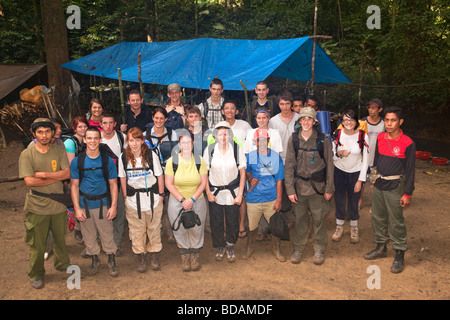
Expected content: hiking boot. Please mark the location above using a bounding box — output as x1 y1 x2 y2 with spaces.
290 250 302 264
137 253 147 273
272 236 286 262
190 252 201 271
74 230 84 245
242 229 257 259
226 245 236 263
181 254 191 272
350 226 359 244
215 247 225 262
364 243 387 260
331 225 344 242
81 248 90 259
313 252 324 265
150 253 161 271
87 255 100 276
31 279 44 289
390 250 405 274
107 254 119 277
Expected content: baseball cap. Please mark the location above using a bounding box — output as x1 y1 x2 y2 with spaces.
253 128 270 140
368 98 383 107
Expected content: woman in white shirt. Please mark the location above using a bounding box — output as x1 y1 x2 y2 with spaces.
332 110 370 244
204 122 246 263
119 128 165 273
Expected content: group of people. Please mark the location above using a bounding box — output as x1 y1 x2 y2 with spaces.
19 79 416 290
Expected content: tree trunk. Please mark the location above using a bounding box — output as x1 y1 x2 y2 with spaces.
40 0 72 106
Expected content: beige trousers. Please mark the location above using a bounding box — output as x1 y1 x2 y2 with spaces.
125 200 164 254
79 206 117 256
246 200 276 232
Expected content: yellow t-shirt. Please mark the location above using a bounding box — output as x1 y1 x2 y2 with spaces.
165 154 207 199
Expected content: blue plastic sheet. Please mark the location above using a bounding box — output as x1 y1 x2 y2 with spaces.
62 37 350 90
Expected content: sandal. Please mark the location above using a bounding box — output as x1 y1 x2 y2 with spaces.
239 229 247 238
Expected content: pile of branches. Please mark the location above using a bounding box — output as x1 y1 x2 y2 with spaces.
0 86 68 138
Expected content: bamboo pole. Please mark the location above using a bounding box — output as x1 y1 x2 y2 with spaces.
138 53 144 98
118 68 125 124
240 80 251 126
310 0 318 94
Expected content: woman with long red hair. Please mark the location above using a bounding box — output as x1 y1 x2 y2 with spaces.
118 128 165 273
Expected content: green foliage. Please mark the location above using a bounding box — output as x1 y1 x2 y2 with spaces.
0 0 448 116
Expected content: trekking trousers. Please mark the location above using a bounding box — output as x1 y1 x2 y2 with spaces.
370 182 407 251
125 200 164 254
292 193 330 254
24 211 70 281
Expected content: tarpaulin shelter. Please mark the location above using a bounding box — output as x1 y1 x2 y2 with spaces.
61 37 350 90
0 63 47 100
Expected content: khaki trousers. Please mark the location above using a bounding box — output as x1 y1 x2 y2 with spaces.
246 200 276 232
79 206 117 256
125 200 164 254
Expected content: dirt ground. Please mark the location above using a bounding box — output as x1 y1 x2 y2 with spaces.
0 140 448 301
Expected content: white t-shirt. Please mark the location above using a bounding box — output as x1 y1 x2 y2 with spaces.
118 151 163 211
362 117 385 167
203 142 246 206
102 131 127 158
244 128 283 155
229 120 252 145
332 130 370 182
268 112 300 163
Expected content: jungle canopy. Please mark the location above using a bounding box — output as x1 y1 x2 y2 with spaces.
61 37 350 91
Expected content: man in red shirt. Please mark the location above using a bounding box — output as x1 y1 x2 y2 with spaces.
364 107 415 274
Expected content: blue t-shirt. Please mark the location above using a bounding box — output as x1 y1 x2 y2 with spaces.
70 153 118 209
246 149 284 203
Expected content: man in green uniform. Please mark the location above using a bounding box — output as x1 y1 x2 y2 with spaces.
19 118 71 289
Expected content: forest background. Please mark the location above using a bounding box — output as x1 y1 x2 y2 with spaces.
0 0 449 143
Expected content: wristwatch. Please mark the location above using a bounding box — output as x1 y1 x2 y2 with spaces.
180 197 186 203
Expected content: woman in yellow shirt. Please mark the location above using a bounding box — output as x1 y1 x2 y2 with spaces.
165 129 208 272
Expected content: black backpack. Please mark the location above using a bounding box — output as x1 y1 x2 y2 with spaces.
332 129 368 154
172 152 201 175
76 143 117 219
121 149 159 219
206 141 241 198
291 126 328 195
145 126 177 166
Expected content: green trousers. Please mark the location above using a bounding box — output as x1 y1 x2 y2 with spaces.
24 211 70 281
292 193 331 254
370 182 408 251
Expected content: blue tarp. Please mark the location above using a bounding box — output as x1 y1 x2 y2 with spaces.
61 37 351 90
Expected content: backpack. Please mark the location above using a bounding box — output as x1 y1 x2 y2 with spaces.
121 149 159 219
206 142 241 198
292 124 327 164
63 135 85 156
145 126 177 166
172 152 201 175
332 129 368 154
76 143 117 219
291 125 328 195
